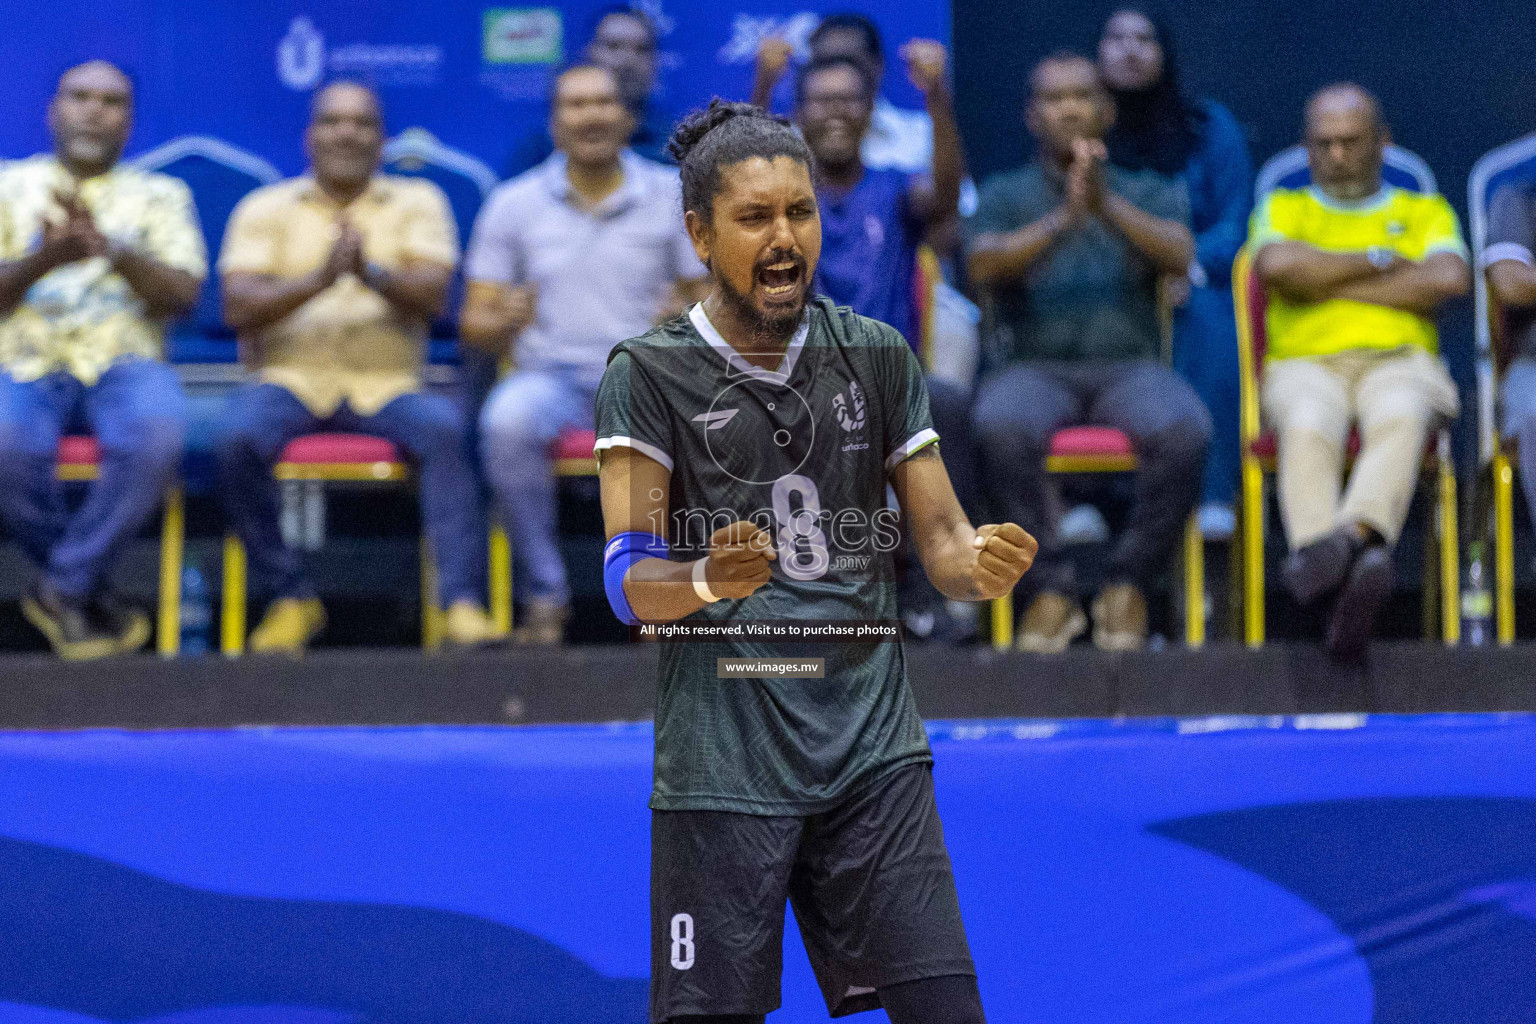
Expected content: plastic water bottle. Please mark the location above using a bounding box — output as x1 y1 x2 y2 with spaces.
1460 542 1493 647
179 562 212 656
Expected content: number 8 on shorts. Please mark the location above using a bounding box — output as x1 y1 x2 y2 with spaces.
670 912 695 970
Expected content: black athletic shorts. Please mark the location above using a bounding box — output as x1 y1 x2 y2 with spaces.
649 762 976 1021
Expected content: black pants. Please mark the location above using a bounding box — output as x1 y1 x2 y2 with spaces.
973 359 1210 597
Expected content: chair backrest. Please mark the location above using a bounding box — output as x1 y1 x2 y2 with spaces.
1468 132 1536 460
130 136 283 364
1231 246 1268 445
382 128 500 360
1469 133 1536 362
1254 143 1437 201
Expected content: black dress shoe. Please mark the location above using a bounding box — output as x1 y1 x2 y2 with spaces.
21 583 121 661
1282 529 1358 607
1326 544 1394 662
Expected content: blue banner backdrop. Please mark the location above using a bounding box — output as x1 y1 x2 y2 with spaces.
0 714 1534 1022
0 1 948 176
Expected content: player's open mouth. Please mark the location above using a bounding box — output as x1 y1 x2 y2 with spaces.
756 260 803 301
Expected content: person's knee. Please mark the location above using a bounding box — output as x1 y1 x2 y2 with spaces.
972 398 1051 458
109 416 185 480
1143 410 1211 469
0 420 50 483
480 383 555 476
401 396 468 463
1275 397 1348 448
211 390 280 469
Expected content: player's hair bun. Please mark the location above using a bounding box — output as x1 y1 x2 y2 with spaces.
668 99 812 221
667 99 781 163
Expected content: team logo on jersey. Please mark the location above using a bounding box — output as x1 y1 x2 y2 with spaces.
692 409 739 431
833 381 866 432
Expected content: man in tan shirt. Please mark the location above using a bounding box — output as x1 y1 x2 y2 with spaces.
215 81 502 652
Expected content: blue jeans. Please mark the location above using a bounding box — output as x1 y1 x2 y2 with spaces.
479 368 599 604
214 384 487 606
1173 284 1241 507
0 360 186 600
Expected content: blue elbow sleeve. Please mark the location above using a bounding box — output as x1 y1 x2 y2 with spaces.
603 531 670 625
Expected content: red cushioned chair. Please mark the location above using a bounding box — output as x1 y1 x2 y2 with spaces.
485 428 601 635
987 426 1205 650
56 436 186 657
1232 246 1459 647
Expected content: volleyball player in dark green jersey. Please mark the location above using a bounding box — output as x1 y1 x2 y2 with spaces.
594 101 1036 1024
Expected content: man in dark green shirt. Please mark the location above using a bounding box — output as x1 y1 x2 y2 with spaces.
967 52 1209 655
596 100 1035 1023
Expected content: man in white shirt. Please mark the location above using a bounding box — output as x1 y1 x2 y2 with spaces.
460 64 706 643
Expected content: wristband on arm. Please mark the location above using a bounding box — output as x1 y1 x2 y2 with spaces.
602 531 670 626
692 557 721 603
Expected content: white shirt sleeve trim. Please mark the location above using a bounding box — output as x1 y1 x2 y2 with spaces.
1482 241 1535 268
884 428 941 471
593 435 674 472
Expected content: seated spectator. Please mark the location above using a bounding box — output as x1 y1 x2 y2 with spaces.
0 61 204 659
215 81 503 653
1251 84 1467 659
754 13 935 175
967 52 1206 653
1098 8 1252 539
1484 179 1536 542
462 64 707 644
792 44 979 638
506 6 675 175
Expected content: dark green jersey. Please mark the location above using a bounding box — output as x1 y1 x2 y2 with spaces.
595 297 938 814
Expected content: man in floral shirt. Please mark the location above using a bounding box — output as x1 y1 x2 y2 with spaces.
0 61 205 659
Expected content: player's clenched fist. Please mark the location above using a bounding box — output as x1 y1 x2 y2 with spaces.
701 521 778 601
968 523 1037 600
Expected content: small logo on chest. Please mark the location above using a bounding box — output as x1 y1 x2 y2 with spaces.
692 408 739 430
832 380 866 432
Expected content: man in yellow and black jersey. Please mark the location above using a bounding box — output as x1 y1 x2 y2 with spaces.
1251 83 1469 659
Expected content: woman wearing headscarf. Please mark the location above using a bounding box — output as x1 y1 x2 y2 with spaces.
1099 8 1252 538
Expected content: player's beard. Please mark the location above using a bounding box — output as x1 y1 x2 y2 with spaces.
715 260 806 347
